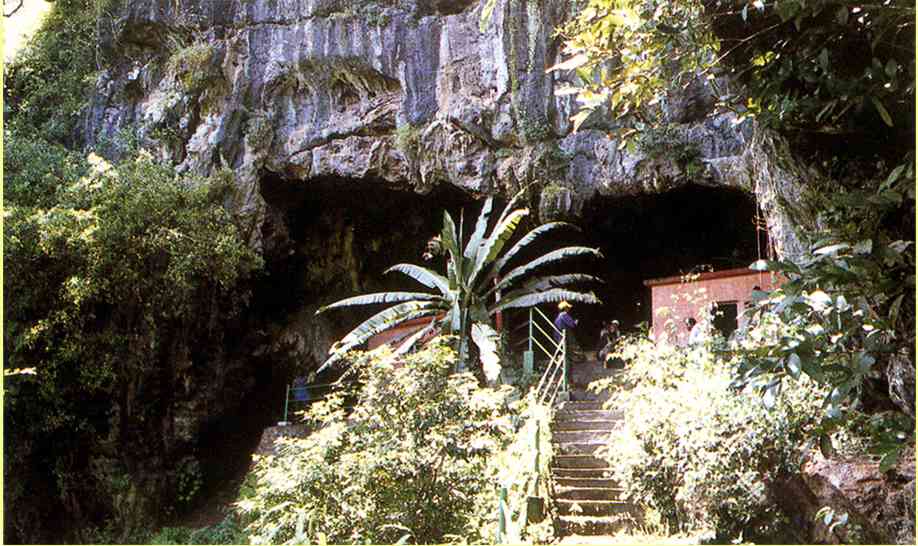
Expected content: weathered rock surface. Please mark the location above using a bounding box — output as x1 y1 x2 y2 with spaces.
801 448 915 544
84 0 813 262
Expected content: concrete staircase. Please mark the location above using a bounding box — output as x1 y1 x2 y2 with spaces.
551 359 637 540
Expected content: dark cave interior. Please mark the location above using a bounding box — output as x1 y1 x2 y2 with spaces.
185 178 765 518
256 175 765 358
570 184 765 347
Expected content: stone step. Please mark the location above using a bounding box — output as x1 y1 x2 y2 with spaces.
553 454 607 469
556 499 631 516
555 442 607 455
557 400 605 411
554 409 622 422
568 390 612 402
555 477 620 489
555 486 623 501
552 419 621 431
557 515 635 536
552 429 616 444
551 467 612 478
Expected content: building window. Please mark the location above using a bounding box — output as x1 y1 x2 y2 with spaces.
713 301 738 338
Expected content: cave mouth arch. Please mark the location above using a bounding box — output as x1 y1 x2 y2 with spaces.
522 184 767 349
579 184 765 345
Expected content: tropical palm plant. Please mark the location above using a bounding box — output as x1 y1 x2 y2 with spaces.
315 191 603 374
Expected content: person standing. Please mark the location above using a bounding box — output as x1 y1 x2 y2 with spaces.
554 301 578 343
687 316 707 345
598 320 621 367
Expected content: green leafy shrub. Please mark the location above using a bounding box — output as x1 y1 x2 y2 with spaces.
148 515 247 545
4 0 99 143
167 41 218 92
3 121 90 208
736 156 915 467
592 334 828 541
235 339 522 544
4 150 262 541
466 402 556 544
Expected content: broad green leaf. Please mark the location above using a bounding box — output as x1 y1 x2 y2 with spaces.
465 197 493 260
318 302 444 372
762 382 778 410
495 273 603 301
468 208 529 289
882 164 906 190
871 96 894 127
487 222 577 282
814 243 850 255
786 352 801 379
494 246 603 293
471 322 501 383
442 211 462 287
490 288 601 314
316 292 440 314
386 264 451 295
570 110 592 132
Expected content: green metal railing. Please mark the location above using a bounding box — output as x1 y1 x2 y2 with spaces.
528 307 568 406
494 307 569 543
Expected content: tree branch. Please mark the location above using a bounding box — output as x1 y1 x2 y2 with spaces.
4 0 24 18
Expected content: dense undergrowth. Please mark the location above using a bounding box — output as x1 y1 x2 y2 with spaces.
232 339 551 545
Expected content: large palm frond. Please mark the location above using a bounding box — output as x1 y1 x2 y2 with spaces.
490 287 601 314
484 222 577 284
385 264 451 295
317 300 447 371
468 207 529 290
494 273 603 302
316 292 441 314
494 246 604 294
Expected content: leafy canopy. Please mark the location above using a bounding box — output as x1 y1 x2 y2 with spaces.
549 0 914 136
4 146 262 540
316 191 602 373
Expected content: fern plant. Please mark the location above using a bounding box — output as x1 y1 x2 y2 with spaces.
316 191 602 374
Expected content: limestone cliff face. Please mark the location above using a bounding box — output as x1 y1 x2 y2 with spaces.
84 0 813 261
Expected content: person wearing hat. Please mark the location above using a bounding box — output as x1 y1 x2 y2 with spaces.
553 301 578 343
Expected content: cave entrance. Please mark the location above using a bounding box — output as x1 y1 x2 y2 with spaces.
555 185 766 348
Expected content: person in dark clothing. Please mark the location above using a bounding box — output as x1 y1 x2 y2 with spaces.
553 301 578 342
554 301 586 366
598 320 622 367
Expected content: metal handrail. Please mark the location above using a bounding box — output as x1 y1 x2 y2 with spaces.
495 307 571 543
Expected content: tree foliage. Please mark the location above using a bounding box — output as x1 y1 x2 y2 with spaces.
590 332 892 542
316 192 602 374
3 0 102 144
551 0 914 137
733 157 915 469
236 340 520 544
4 148 262 541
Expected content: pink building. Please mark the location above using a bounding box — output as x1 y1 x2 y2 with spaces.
643 267 784 343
